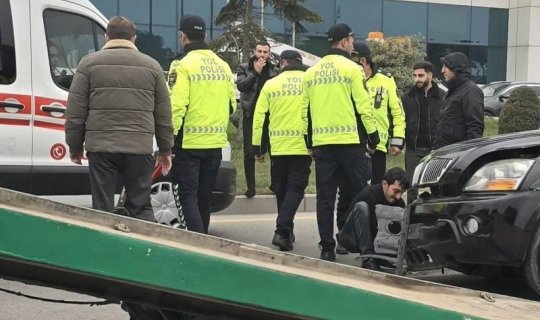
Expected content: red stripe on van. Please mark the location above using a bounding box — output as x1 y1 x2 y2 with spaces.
0 93 32 115
0 119 31 126
34 121 64 131
35 96 67 118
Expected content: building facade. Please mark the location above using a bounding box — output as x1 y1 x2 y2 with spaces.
89 0 535 83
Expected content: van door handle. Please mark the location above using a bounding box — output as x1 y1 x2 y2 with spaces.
42 106 66 113
0 101 25 110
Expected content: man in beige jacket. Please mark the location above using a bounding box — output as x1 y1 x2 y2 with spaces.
65 16 173 222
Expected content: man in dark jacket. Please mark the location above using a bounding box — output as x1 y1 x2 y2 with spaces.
236 41 279 198
434 52 484 149
336 168 408 270
402 61 444 202
66 16 173 221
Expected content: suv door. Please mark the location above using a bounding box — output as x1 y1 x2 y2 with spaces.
0 0 33 192
29 0 106 194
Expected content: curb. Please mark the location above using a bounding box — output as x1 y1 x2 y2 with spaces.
215 194 316 215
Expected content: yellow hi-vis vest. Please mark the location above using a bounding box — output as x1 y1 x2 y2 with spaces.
366 71 406 152
168 47 236 149
252 68 308 156
302 52 378 147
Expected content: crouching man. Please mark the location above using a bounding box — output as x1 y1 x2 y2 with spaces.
337 167 409 270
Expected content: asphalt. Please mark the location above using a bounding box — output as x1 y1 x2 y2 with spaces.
215 194 316 215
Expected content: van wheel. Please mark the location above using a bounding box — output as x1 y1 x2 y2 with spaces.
524 226 540 296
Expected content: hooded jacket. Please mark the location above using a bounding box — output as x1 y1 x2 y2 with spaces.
434 52 484 149
401 81 444 150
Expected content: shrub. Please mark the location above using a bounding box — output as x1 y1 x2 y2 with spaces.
368 35 425 95
498 87 540 134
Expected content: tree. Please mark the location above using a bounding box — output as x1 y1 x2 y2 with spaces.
268 0 322 47
211 0 322 67
367 35 425 95
498 87 540 134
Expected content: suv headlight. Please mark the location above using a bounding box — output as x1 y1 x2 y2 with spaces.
464 159 534 191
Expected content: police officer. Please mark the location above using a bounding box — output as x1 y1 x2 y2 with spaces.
252 50 311 252
335 41 406 255
351 41 405 184
303 23 379 261
168 14 237 234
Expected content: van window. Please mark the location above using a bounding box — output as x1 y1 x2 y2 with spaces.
43 10 105 90
0 0 16 85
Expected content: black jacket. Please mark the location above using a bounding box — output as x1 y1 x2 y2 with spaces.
235 57 279 116
402 82 444 150
434 74 484 149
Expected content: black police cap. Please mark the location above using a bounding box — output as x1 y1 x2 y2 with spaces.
327 23 353 42
280 50 302 63
179 14 206 33
352 41 371 58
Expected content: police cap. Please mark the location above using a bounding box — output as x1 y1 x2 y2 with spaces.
179 14 206 33
280 50 302 63
327 23 353 42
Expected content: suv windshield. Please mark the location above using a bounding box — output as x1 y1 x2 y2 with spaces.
482 82 510 97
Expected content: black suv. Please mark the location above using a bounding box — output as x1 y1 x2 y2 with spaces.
407 131 540 296
483 81 540 116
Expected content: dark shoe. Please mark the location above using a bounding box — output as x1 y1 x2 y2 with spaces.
320 250 336 262
336 242 349 255
245 188 256 198
272 233 293 251
361 258 381 271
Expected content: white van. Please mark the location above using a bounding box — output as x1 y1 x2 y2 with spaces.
0 0 236 212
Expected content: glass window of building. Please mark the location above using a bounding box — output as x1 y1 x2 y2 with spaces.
152 0 176 26
43 9 105 90
427 3 471 45
120 0 150 24
91 0 118 18
0 0 16 85
382 0 427 38
337 0 382 39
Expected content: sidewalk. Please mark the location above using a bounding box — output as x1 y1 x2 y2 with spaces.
215 194 316 215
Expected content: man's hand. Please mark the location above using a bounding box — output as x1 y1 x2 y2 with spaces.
367 147 376 155
308 149 313 157
390 146 402 156
255 154 265 163
158 154 172 176
70 152 83 165
254 57 266 74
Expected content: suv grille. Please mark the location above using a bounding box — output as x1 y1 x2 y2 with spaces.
420 158 454 184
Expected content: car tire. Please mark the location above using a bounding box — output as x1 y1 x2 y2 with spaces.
524 226 540 296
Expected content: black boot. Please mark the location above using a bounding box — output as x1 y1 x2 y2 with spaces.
320 250 336 262
272 232 293 251
361 258 381 271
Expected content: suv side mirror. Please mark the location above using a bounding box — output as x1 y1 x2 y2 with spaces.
498 95 509 102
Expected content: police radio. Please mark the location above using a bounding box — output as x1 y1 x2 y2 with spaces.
374 87 383 109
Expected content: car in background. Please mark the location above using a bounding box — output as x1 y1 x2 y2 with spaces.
407 130 540 296
483 81 540 116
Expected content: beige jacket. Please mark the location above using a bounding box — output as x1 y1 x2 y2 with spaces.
66 39 173 155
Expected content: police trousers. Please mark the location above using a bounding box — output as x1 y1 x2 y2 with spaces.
171 148 221 234
271 155 312 236
313 145 371 251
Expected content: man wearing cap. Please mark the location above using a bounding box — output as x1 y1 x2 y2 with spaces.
334 41 405 255
252 50 311 251
434 52 484 149
236 41 279 198
168 14 236 234
303 23 379 262
350 41 405 184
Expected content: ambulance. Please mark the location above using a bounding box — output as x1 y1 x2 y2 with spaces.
0 0 236 213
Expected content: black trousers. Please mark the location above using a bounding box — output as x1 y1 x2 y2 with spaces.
242 113 256 191
405 147 431 203
370 150 386 185
87 152 154 221
313 145 371 251
271 155 312 236
171 148 221 233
